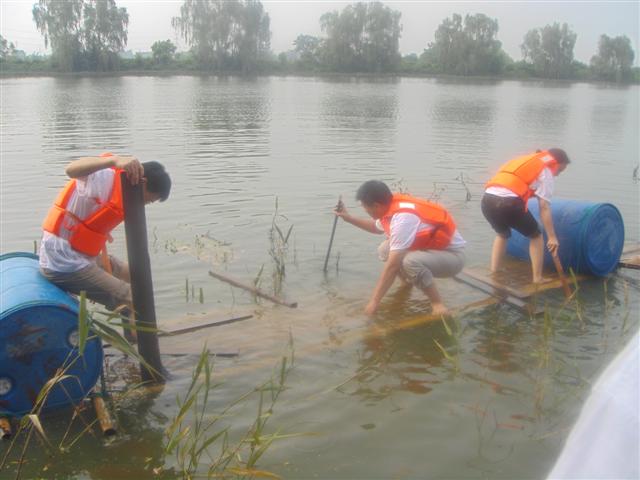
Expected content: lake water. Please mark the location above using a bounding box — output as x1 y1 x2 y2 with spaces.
1 75 638 479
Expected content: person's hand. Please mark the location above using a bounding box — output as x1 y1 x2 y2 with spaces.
547 236 560 255
364 299 379 316
334 199 349 219
114 155 144 185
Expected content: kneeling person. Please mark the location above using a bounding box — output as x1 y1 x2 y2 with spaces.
39 153 171 339
335 180 466 316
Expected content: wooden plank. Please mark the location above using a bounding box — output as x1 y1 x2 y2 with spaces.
462 267 531 299
158 314 254 337
454 272 543 315
620 244 640 269
462 265 586 300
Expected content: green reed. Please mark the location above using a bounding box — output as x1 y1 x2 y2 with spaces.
269 197 294 295
160 341 299 479
433 315 461 373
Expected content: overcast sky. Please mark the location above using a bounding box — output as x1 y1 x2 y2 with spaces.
1 1 638 65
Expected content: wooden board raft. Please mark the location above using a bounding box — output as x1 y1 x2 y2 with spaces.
454 260 586 315
619 245 640 270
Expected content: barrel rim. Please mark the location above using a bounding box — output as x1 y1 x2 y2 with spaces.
0 299 79 321
0 252 39 262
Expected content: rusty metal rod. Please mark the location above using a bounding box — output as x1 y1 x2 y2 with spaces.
208 270 298 308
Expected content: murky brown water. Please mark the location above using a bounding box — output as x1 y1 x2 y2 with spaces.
1 75 638 479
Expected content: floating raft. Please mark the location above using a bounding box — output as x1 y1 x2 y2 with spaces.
454 260 585 315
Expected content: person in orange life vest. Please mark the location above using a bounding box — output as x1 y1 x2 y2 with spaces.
39 154 171 339
481 148 570 283
334 180 466 316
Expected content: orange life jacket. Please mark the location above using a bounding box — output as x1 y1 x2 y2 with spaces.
42 158 124 257
485 151 559 204
379 193 456 251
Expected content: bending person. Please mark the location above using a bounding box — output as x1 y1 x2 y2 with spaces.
39 152 171 340
335 180 466 316
481 148 570 283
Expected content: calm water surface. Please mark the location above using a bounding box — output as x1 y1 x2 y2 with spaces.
1 75 638 479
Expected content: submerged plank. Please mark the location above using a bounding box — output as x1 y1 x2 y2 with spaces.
619 244 640 269
462 264 585 300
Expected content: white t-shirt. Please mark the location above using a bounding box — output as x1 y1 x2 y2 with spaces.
485 166 554 203
39 169 116 272
375 212 466 252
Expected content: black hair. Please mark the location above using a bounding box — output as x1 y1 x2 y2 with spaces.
142 161 171 201
355 180 393 206
547 148 570 165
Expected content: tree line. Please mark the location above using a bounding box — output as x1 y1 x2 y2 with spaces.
1 0 637 83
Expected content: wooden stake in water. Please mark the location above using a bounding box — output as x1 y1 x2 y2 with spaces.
323 196 342 272
551 250 572 299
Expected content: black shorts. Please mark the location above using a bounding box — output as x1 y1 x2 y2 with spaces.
481 193 541 239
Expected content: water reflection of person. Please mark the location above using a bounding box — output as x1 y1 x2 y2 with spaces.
353 306 454 401
333 180 466 316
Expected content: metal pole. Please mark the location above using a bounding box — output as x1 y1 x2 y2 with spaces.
323 195 342 272
121 172 165 383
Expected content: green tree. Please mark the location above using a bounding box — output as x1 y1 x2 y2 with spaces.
82 0 129 70
521 22 577 79
293 34 322 69
33 0 84 71
172 0 270 72
0 35 17 60
421 13 505 75
151 39 177 65
33 0 128 71
319 2 401 72
590 34 635 82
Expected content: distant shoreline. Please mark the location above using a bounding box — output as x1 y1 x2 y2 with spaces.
1 69 637 86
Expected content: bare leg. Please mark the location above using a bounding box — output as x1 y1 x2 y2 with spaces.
529 234 545 283
490 235 508 273
420 282 448 316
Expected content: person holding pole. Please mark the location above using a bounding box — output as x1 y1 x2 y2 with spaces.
39 153 171 339
481 148 570 283
334 180 466 316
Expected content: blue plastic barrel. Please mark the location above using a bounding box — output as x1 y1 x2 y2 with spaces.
506 199 625 277
0 252 103 416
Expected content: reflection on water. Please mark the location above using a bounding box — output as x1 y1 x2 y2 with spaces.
0 76 638 479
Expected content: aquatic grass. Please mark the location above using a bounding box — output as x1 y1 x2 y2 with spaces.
455 172 473 202
184 278 206 304
160 340 300 479
253 264 265 291
269 197 294 295
427 182 446 202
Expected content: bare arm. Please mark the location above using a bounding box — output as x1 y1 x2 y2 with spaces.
334 204 382 234
65 155 144 185
365 249 406 315
538 198 559 254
